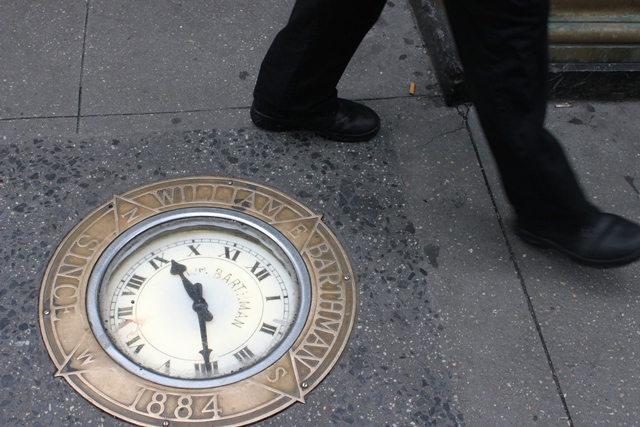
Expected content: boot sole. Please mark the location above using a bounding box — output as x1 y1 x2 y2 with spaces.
518 227 640 268
250 106 379 143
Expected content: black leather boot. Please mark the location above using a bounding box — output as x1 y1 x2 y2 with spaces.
517 213 640 268
250 98 380 142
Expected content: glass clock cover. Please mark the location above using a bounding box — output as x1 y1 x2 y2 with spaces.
87 208 311 389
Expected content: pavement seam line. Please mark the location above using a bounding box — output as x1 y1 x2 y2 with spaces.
76 0 91 134
0 95 436 123
457 104 574 427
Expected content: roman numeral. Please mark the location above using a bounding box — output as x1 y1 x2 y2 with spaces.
126 335 145 354
260 323 277 335
233 346 254 362
188 245 201 256
122 274 145 295
194 361 219 375
224 247 241 261
266 295 282 301
159 359 171 374
249 262 271 281
117 306 133 319
148 255 169 270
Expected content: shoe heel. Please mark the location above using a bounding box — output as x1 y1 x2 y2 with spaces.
517 228 551 248
250 107 294 131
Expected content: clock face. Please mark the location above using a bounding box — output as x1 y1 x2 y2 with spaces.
40 177 356 427
87 209 311 389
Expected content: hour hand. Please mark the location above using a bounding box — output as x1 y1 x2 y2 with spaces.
193 282 213 321
170 260 213 321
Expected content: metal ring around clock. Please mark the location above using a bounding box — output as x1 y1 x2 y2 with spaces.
86 207 312 389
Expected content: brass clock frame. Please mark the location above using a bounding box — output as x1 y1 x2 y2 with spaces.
39 177 357 427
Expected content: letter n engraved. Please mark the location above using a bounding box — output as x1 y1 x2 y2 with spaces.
121 206 142 224
113 196 160 233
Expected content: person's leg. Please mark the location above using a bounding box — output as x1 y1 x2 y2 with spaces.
444 0 596 224
253 0 386 118
444 0 640 266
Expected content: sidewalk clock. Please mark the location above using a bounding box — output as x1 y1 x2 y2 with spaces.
39 177 356 426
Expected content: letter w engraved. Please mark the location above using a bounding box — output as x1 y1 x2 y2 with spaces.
76 348 96 366
156 189 174 206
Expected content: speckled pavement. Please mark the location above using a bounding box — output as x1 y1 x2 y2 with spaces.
1 1 640 427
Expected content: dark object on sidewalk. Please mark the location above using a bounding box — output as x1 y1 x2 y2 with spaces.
518 213 640 268
251 98 380 142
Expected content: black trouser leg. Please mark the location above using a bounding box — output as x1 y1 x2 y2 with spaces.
253 0 387 118
443 0 598 224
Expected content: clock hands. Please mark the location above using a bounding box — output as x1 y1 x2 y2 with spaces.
170 260 213 321
170 260 214 373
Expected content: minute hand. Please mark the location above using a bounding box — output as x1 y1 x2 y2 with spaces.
194 281 213 371
170 260 213 321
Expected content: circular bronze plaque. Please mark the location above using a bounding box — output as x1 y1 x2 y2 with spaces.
39 177 356 426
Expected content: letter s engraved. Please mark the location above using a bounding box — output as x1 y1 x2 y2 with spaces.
267 367 288 383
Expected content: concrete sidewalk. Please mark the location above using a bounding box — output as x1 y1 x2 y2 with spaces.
1 1 639 426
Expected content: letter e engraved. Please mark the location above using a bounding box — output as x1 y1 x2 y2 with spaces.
267 367 288 383
52 283 81 319
287 223 309 239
